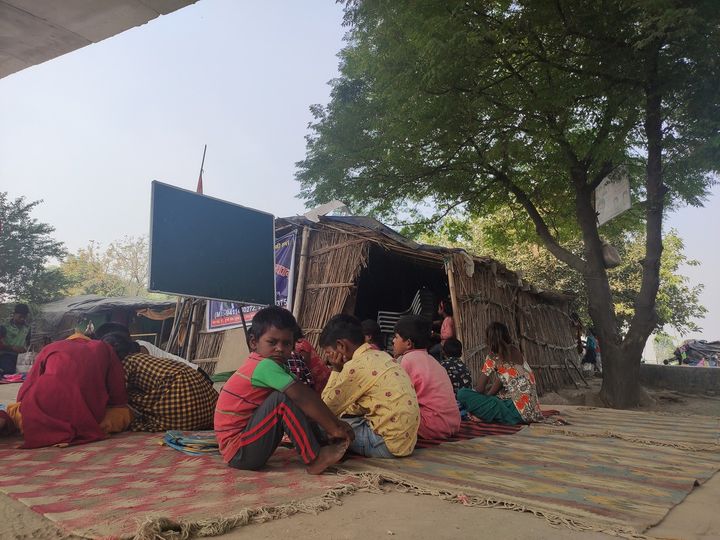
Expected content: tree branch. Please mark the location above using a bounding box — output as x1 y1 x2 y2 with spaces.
588 161 615 191
499 174 586 272
466 134 586 272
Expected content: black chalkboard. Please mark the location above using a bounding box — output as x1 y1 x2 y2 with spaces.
149 181 275 304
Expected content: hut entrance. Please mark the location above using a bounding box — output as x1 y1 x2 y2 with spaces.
352 244 447 332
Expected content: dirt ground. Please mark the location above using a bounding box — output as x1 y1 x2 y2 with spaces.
1 380 719 540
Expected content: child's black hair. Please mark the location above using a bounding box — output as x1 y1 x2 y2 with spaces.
101 331 136 360
439 297 453 316
319 314 364 348
361 319 383 347
293 324 304 341
251 306 298 339
95 322 131 339
442 337 463 358
394 315 431 349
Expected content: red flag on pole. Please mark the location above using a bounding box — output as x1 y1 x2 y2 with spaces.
197 145 207 194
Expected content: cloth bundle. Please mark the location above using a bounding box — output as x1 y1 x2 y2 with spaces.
163 430 219 456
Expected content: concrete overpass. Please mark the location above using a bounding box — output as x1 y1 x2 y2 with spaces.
0 0 197 79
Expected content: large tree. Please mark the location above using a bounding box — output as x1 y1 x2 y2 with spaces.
297 1 720 407
0 193 68 304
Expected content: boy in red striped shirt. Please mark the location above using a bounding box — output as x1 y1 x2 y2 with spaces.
214 306 353 473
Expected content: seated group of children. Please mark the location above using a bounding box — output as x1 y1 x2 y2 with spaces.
215 306 544 474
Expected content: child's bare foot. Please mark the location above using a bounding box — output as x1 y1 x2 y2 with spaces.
306 439 349 475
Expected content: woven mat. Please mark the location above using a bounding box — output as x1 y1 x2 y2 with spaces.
531 405 720 451
416 419 522 448
340 407 720 538
0 432 361 539
1 407 719 539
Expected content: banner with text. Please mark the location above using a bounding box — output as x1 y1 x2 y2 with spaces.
206 230 297 332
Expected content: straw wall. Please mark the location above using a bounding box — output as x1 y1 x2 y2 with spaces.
516 291 580 394
448 253 578 395
449 253 519 383
296 228 370 350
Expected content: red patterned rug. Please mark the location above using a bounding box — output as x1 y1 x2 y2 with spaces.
0 432 360 539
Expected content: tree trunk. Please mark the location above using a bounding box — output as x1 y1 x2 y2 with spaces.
618 47 665 394
573 170 642 408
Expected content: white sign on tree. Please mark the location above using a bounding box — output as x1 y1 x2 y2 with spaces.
595 166 631 226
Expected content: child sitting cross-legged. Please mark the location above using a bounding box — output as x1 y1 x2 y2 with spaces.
214 306 354 474
439 338 474 395
394 315 461 440
457 322 545 425
320 314 420 458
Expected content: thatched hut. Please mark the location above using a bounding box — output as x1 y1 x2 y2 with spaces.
275 216 581 395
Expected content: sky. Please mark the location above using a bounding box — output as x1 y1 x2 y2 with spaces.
0 0 717 341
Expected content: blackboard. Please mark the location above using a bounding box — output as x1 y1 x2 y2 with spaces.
149 181 275 304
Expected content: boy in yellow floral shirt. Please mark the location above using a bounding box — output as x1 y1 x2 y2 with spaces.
320 314 419 458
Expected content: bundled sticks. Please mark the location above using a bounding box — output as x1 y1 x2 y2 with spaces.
448 253 580 396
295 227 370 350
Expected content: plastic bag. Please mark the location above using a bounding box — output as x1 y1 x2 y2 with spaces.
602 241 622 268
16 352 36 374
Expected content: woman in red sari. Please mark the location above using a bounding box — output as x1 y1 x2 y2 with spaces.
0 334 129 448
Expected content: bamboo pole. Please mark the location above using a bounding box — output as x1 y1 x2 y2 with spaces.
446 256 465 348
165 296 183 352
185 300 201 361
292 227 311 321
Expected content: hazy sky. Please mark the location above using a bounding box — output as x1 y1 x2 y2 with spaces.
0 0 717 339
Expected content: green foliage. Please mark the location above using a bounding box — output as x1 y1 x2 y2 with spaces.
106 236 149 297
0 193 68 304
298 1 720 230
60 236 150 298
421 216 705 335
653 332 677 363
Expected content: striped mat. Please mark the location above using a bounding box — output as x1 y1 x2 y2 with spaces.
340 406 720 538
0 407 717 538
533 405 720 451
416 420 522 448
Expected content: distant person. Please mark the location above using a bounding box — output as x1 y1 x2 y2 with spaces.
394 315 460 440
361 319 384 351
437 298 456 342
582 327 600 374
320 314 419 458
457 322 544 425
438 338 474 395
0 334 130 448
0 304 31 375
214 306 352 473
429 298 455 360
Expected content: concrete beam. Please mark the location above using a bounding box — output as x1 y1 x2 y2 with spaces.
0 0 196 79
